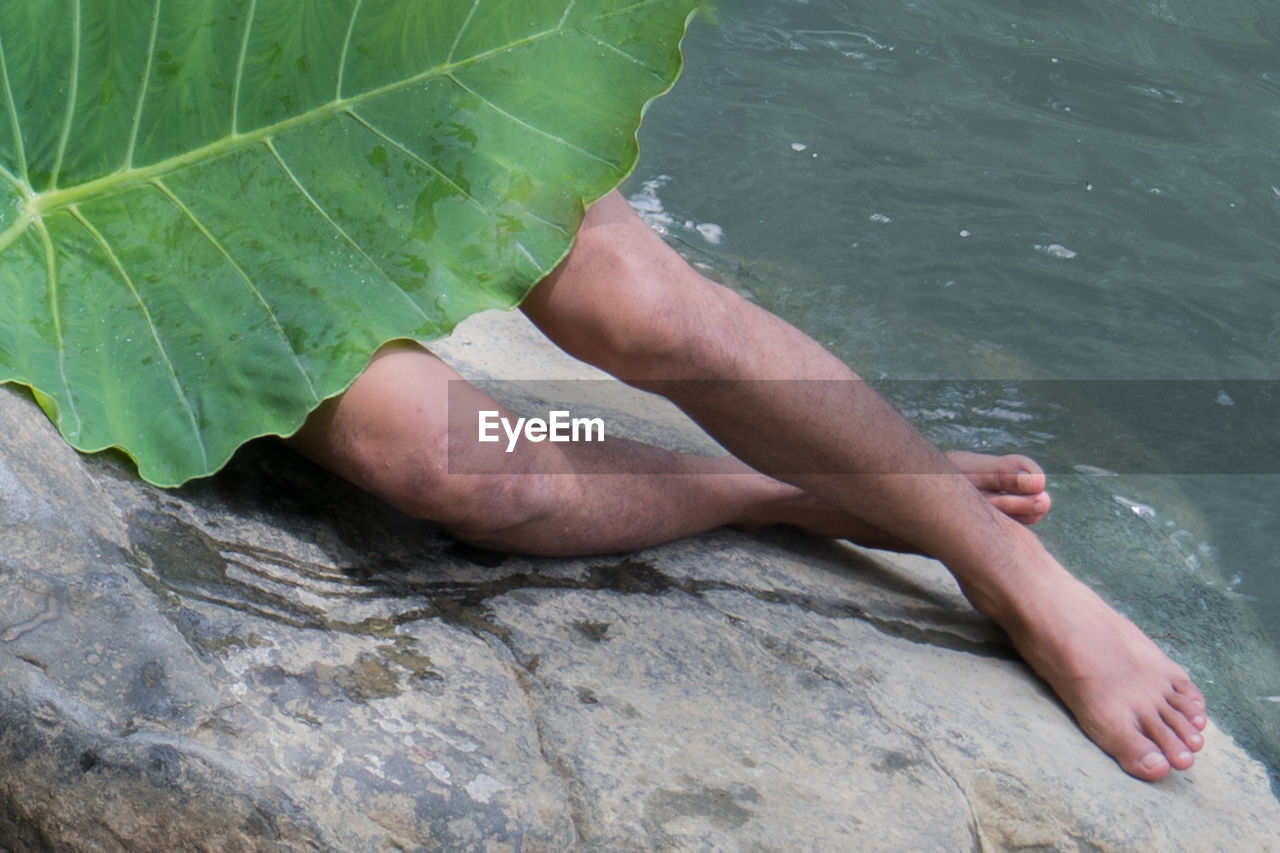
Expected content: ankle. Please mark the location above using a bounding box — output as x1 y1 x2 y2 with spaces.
951 521 1064 626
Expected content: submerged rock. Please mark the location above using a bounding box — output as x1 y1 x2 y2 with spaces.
2 311 1279 851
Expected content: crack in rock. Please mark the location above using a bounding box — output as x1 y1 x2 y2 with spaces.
418 557 1014 662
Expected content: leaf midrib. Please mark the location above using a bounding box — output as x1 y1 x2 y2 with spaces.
0 21 568 252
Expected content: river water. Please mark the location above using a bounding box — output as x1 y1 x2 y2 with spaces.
621 0 1280 781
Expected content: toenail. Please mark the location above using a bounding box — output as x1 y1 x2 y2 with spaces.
1190 733 1203 747
1140 753 1168 772
1193 715 1206 728
1176 750 1193 763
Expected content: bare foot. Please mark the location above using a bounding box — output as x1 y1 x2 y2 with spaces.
750 452 1207 780
750 451 1051 549
984 530 1208 781
944 450 1050 526
736 442 1204 779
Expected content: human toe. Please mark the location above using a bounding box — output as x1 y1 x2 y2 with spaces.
1166 690 1208 733
1105 721 1174 781
985 491 1051 525
947 450 1042 494
1083 704 1170 781
1089 700 1194 780
1160 704 1205 752
1173 677 1206 707
1130 749 1173 781
1003 454 1047 495
1141 709 1197 772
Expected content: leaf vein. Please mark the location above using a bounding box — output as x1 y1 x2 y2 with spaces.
583 0 670 26
150 178 321 404
446 75 616 169
577 32 663 78
33 217 82 438
514 240 542 271
519 205 573 238
0 163 22 191
29 24 575 216
336 0 364 100
124 0 163 171
345 108 488 215
69 206 209 469
0 32 29 183
50 0 83 190
557 0 578 30
340 112 557 272
231 0 260 135
447 0 483 64
263 138 434 329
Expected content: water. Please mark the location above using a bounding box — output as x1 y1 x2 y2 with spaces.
622 0 1280 781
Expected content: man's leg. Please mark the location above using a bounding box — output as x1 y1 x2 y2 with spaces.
520 191 1207 781
287 341 1047 556
288 341 787 555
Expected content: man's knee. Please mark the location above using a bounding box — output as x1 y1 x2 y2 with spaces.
523 204 737 380
289 373 562 545
571 247 698 374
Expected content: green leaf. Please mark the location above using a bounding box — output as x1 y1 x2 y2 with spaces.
0 0 698 486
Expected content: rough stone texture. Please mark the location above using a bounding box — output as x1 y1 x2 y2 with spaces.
2 310 1279 852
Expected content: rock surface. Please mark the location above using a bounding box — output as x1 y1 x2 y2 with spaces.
3 310 1279 852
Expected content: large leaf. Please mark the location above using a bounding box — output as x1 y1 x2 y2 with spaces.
0 0 698 485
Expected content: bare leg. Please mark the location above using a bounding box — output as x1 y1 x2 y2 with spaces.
287 342 1045 556
520 191 1207 780
288 342 779 555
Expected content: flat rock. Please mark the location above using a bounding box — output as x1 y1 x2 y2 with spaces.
2 310 1278 852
